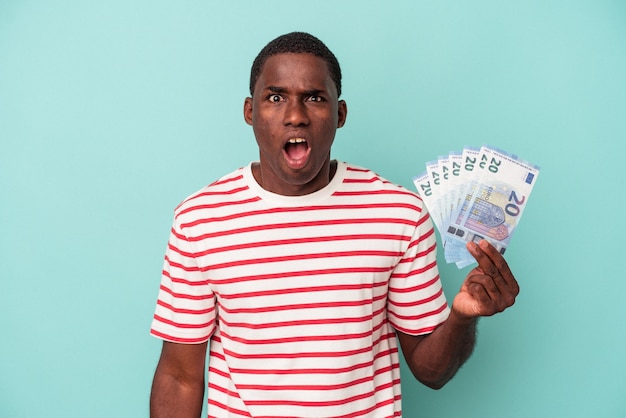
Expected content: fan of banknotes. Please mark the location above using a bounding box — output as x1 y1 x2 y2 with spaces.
413 145 540 268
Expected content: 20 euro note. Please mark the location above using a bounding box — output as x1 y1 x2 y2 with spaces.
444 146 540 257
413 171 445 233
443 147 482 267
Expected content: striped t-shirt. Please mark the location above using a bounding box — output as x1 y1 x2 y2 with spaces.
151 161 450 418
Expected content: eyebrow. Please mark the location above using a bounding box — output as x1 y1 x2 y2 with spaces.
267 86 326 96
268 86 286 93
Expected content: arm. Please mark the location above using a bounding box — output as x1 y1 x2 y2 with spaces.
150 341 208 418
397 239 519 389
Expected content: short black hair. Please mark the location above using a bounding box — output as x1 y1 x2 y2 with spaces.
249 32 342 97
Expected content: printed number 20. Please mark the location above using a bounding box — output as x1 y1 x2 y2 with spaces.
506 191 525 216
480 157 501 173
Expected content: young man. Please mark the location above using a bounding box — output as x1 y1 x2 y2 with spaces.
149 32 519 418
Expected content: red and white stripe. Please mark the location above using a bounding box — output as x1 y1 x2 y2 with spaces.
151 161 449 417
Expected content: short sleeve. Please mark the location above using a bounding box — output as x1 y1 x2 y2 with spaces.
150 216 216 343
387 205 450 335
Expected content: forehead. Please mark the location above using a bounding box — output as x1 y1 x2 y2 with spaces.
255 53 336 94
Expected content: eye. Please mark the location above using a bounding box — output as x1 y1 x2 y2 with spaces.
308 95 324 103
268 94 283 103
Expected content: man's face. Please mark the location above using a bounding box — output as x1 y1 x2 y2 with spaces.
244 53 347 196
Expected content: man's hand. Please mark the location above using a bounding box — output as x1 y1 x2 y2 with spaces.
452 240 520 319
397 240 519 389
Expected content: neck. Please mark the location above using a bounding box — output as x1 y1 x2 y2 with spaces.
252 160 338 196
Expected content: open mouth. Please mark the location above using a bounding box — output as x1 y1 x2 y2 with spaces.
284 138 309 163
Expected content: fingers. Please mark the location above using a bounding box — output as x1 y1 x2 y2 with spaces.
464 240 520 315
464 274 516 315
467 241 517 287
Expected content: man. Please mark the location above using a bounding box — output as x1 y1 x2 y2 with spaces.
150 32 519 418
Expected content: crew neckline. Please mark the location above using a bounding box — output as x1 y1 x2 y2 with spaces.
243 161 346 206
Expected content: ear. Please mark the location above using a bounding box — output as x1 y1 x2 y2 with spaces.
243 97 253 126
337 100 348 128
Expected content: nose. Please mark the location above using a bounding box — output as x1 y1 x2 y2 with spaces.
283 100 310 126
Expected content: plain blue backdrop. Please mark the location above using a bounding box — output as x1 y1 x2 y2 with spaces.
1 1 625 417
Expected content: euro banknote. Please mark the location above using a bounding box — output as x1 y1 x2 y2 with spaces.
413 145 540 268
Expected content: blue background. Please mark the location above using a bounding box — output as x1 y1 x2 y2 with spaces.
1 1 625 417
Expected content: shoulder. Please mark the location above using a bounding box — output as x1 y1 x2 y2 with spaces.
339 162 424 206
173 166 249 218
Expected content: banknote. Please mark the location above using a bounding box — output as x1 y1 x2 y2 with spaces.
437 154 455 226
445 152 463 226
412 171 444 232
414 145 540 268
424 159 445 227
442 149 475 233
445 146 540 254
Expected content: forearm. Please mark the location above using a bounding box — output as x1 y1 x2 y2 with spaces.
403 310 477 389
150 370 205 418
